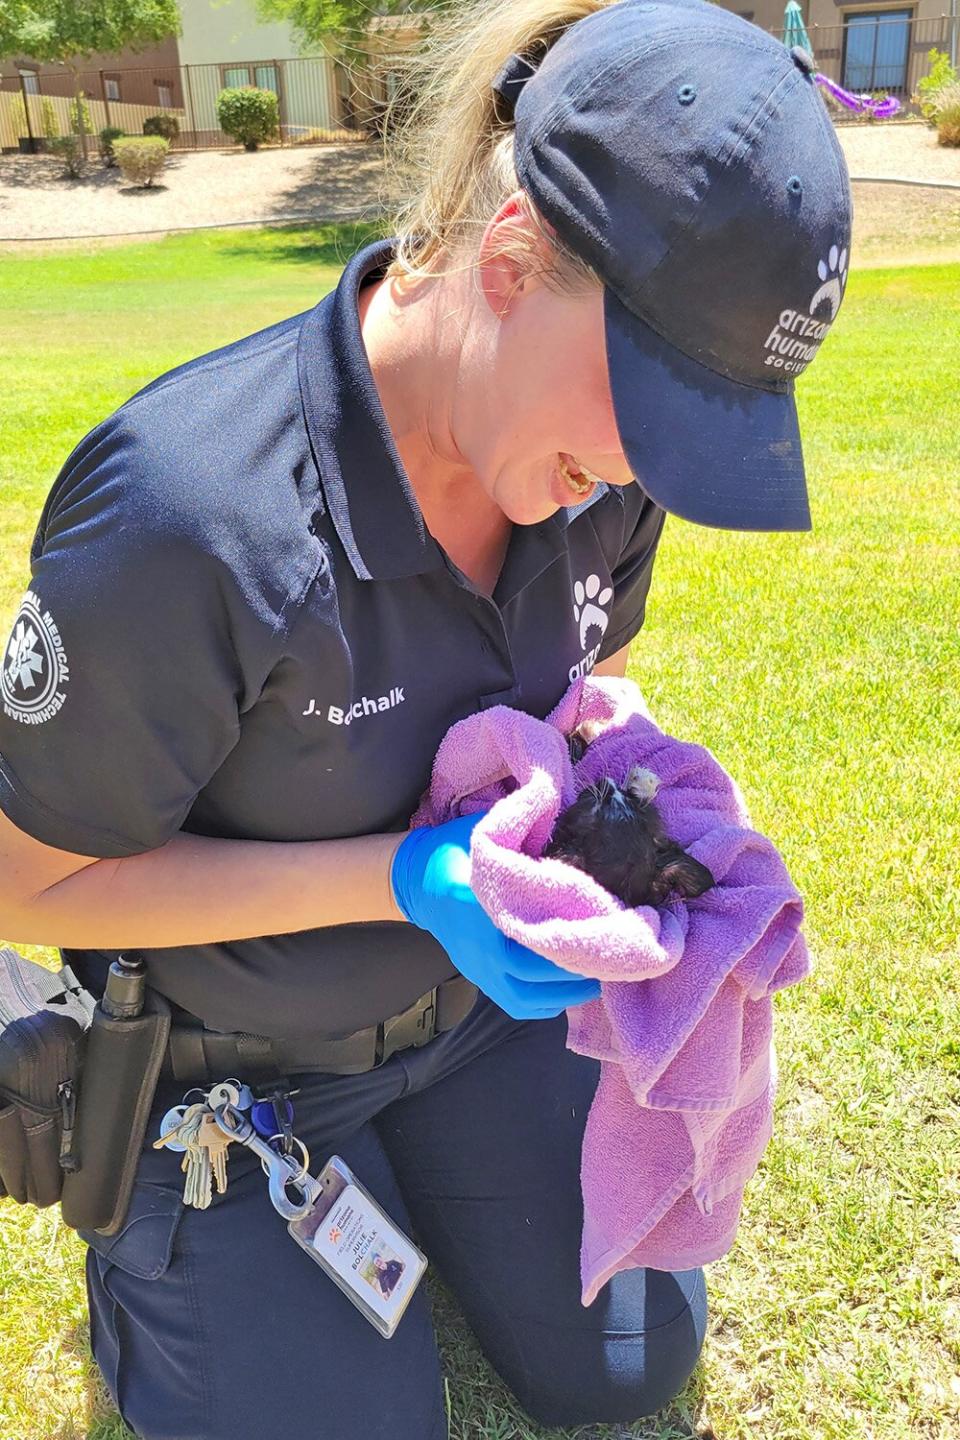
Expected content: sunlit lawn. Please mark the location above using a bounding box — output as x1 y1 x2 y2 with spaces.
0 225 958 1439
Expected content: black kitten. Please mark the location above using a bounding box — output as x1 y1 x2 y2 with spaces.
542 732 715 908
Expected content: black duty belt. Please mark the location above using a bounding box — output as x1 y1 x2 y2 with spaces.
160 976 480 1086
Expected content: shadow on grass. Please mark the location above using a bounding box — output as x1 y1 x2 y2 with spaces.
218 218 390 271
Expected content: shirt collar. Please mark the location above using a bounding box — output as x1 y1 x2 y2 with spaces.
297 234 609 583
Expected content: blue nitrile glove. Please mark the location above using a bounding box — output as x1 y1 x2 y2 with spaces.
390 812 602 1021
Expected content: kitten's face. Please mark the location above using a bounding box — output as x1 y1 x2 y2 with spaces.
548 740 714 907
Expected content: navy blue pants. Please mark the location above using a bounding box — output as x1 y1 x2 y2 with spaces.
79 993 707 1438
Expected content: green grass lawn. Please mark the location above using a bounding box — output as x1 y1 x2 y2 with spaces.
1 226 958 1440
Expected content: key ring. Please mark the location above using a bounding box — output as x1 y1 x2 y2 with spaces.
259 1135 310 1185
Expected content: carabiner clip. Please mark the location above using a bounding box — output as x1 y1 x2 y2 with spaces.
213 1103 322 1220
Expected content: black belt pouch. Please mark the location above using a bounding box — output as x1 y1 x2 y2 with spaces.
60 986 171 1235
0 947 92 1207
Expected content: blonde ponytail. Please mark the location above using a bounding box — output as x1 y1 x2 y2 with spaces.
380 0 614 294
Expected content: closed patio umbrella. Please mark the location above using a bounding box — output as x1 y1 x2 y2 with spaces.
782 0 813 55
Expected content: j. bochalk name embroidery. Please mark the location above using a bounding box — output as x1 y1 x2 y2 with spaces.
302 687 406 724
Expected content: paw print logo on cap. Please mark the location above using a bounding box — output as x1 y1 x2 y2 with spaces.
810 245 848 321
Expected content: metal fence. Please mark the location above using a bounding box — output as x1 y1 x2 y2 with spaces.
2 13 958 157
794 13 958 106
0 49 394 154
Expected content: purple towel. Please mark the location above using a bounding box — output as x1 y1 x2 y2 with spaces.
410 676 811 1305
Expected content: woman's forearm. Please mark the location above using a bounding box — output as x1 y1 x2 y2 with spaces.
6 830 410 950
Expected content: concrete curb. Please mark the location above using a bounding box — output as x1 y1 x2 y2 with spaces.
0 207 380 244
849 175 960 190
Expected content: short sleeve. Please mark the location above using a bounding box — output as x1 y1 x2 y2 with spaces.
596 493 667 662
0 418 280 857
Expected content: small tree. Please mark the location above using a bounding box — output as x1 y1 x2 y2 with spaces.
68 95 92 135
0 1 180 162
40 96 59 140
216 87 279 151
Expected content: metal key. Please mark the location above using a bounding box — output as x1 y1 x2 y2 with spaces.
197 1112 232 1196
153 1101 205 1153
176 1104 212 1208
183 1126 213 1209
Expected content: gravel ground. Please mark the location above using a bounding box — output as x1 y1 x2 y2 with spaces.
0 141 395 242
1 122 958 259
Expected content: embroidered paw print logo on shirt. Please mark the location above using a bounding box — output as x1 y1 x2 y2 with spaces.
0 590 69 726
573 574 613 649
809 244 849 322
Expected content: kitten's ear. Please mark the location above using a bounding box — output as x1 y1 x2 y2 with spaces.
568 731 587 764
654 848 715 900
624 766 660 803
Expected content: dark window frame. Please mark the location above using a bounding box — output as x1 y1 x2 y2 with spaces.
840 7 914 94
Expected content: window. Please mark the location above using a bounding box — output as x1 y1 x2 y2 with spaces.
842 9 913 93
222 64 279 94
104 77 121 102
156 83 172 108
18 69 40 94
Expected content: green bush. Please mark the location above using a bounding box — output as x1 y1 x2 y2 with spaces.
100 126 125 166
216 86 279 151
48 134 85 178
916 49 958 125
40 97 59 140
113 135 169 187
935 83 960 146
68 95 93 136
143 112 179 141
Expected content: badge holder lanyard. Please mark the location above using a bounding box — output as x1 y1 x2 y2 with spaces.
155 1081 426 1340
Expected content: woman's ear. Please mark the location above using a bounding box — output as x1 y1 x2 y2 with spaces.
477 192 546 320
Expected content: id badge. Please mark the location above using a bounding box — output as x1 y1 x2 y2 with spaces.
287 1155 427 1338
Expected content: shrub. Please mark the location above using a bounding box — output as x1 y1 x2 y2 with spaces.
68 95 93 135
114 135 169 187
216 86 279 151
40 97 59 140
916 49 958 125
48 134 85 178
935 84 960 146
100 126 125 166
143 112 179 141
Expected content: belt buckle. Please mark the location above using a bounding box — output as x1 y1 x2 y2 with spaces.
375 988 438 1067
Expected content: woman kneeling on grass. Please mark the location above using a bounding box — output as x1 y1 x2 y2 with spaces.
0 0 850 1434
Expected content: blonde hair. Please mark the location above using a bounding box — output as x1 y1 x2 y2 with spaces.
380 0 613 297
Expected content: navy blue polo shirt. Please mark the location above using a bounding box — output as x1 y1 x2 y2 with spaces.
0 236 666 1039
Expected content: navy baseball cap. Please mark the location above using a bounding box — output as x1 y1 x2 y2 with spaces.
492 0 853 531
